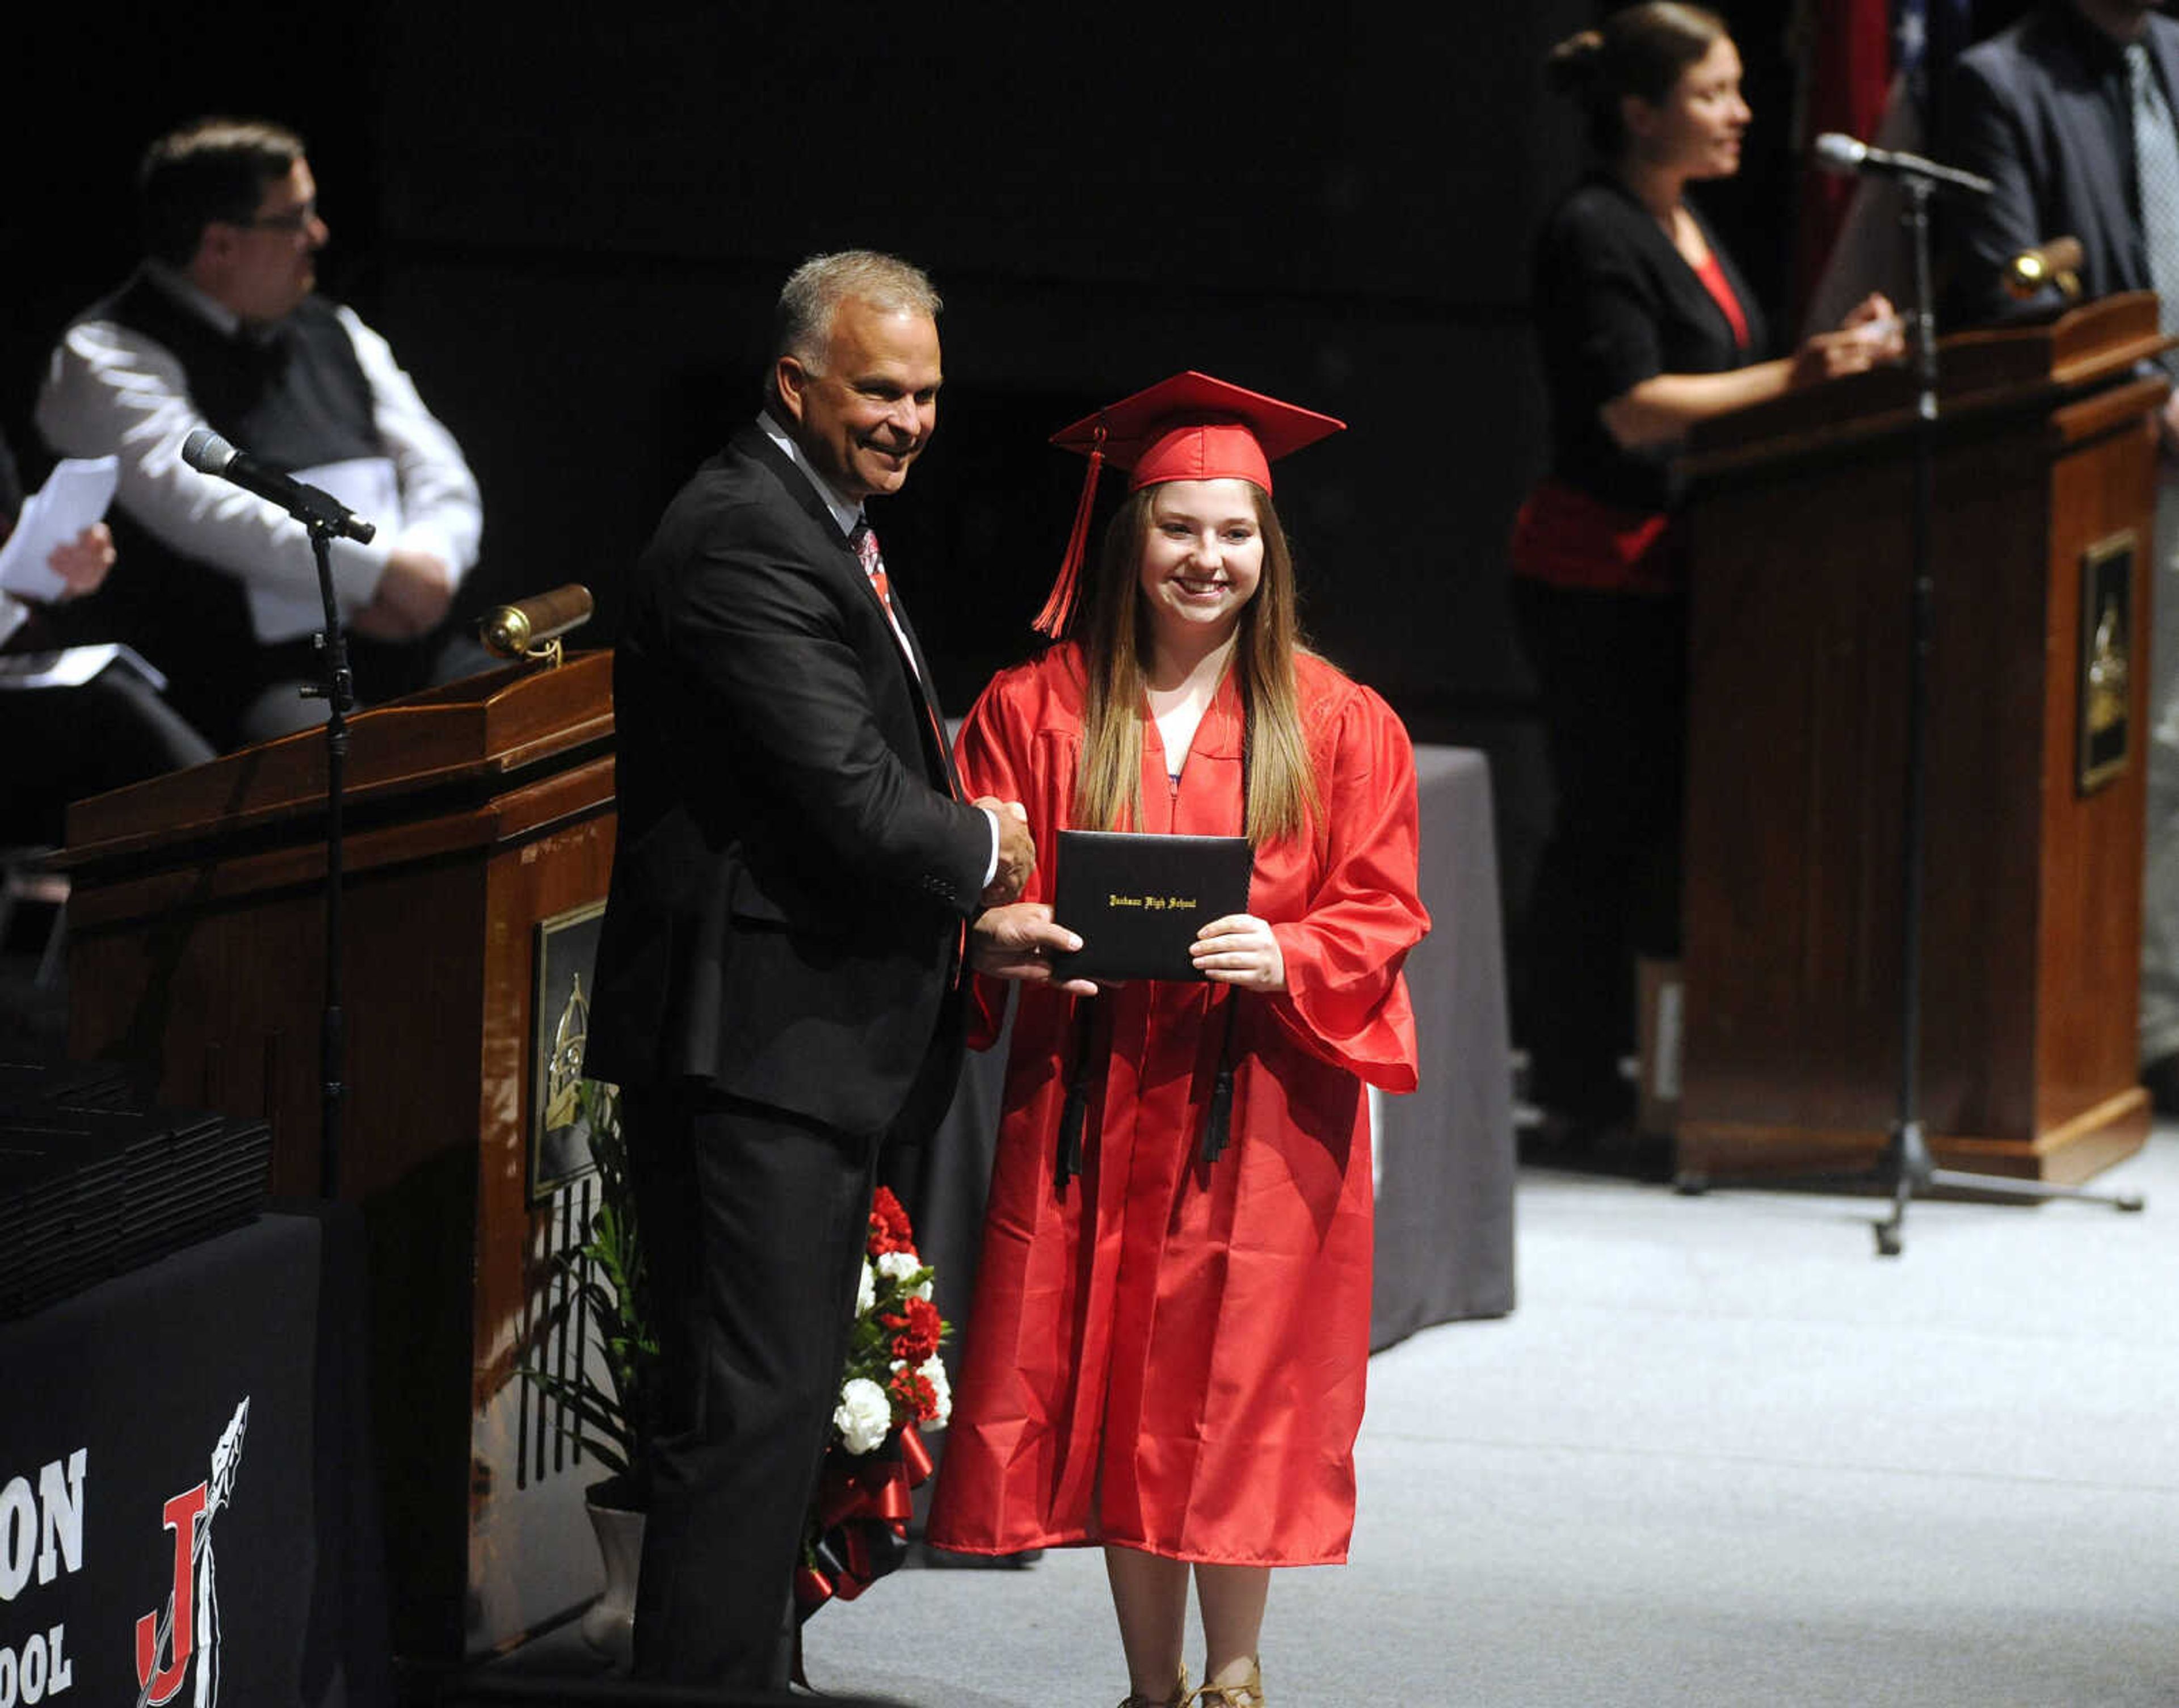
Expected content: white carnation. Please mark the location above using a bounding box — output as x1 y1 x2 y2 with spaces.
834 1377 892 1455
876 1249 933 1301
876 1250 921 1288
856 1260 876 1317
918 1354 952 1427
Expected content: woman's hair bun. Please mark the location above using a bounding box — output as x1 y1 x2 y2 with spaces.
1545 30 1605 96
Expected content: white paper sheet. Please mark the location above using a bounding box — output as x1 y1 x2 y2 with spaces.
0 642 169 692
0 457 120 603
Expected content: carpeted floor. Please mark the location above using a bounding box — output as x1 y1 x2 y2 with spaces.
794 1133 2179 1708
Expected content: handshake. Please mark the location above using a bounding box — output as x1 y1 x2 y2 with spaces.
970 796 1096 995
977 795 1037 908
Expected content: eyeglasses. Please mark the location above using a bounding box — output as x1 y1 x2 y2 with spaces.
233 199 320 233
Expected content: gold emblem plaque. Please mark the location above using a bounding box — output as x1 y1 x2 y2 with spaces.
2078 531 2135 795
529 898 606 1201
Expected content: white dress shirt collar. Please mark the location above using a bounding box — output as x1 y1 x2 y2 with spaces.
759 410 863 539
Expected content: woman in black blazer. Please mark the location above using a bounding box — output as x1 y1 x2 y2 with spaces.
1511 2 1903 1141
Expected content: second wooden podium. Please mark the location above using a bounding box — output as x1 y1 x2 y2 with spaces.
1675 295 2163 1185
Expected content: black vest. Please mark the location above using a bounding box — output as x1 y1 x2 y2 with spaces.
53 275 384 745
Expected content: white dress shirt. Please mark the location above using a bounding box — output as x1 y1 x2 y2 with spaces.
33 263 482 638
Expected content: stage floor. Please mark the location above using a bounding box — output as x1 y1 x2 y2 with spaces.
456 1130 2179 1708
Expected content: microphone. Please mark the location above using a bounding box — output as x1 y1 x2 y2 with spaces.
180 427 377 544
1814 132 1995 197
2006 235 2085 301
480 583 595 658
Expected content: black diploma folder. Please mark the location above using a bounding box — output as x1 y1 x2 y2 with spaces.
1049 830 1253 982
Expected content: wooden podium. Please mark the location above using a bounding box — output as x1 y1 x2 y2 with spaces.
58 650 617 1663
1676 295 2164 1186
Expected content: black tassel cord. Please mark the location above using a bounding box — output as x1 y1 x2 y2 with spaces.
1053 695 1254 1191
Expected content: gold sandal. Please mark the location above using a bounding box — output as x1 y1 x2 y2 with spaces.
1192 1659 1264 1707
1116 1665 1191 1708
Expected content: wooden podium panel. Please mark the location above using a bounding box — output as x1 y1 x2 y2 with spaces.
1677 296 2160 1184
60 650 618 1662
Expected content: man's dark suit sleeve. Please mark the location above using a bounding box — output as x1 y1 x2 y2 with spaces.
1946 53 2058 324
667 494 988 907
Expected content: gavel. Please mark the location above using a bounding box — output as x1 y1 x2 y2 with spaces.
479 583 595 661
2005 235 2084 302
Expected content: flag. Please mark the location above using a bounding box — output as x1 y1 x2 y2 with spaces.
1791 0 1897 325
1898 0 1979 138
1801 0 1977 335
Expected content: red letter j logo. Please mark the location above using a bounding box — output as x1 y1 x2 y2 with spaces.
134 1483 209 1705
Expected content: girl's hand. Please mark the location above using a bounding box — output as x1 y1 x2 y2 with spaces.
1192 914 1285 992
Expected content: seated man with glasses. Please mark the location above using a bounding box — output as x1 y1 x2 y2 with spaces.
33 116 487 750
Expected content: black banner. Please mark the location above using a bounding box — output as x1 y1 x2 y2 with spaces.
0 1215 330 1706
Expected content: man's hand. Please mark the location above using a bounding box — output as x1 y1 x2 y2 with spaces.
978 797 1035 906
970 902 1097 995
45 523 115 598
350 548 453 641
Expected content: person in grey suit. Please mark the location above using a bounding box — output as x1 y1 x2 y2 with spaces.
584 250 1081 1691
1946 0 2179 1110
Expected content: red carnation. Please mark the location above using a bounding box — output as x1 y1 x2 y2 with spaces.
889 1363 939 1423
866 1186 916 1257
883 1294 943 1365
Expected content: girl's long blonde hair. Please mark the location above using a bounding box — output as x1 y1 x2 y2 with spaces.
1073 483 1320 844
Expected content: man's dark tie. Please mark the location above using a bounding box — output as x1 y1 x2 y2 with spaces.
2128 41 2179 373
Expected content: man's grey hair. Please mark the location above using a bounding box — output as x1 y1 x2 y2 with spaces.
767 250 941 403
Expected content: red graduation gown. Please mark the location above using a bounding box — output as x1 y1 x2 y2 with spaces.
925 645 1427 1565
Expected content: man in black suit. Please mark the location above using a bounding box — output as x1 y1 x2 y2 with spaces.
1946 0 2179 1111
585 250 1077 1690
1945 0 2179 321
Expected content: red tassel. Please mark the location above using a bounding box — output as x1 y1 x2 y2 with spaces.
1032 432 1106 638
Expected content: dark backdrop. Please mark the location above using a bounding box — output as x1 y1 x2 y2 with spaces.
2 0 1996 917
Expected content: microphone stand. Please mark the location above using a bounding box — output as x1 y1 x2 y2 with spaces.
1676 175 2147 1253
1877 175 1947 1255
1871 181 2149 1251
301 519 354 1200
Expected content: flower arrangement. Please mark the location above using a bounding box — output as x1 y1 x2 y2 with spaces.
797 1185 950 1621
835 1185 952 1450
520 1103 945 1638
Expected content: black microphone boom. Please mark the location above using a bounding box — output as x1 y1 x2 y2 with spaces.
180 427 377 544
1813 131 1995 198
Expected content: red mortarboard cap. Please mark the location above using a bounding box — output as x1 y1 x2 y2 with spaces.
1051 371 1346 493
1033 372 1345 637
